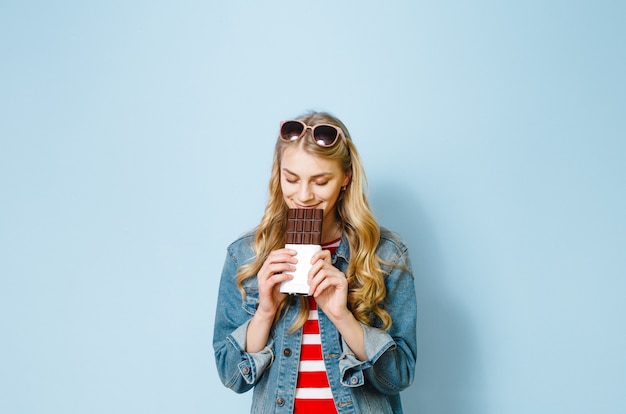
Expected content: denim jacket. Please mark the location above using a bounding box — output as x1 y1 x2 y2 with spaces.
213 228 417 414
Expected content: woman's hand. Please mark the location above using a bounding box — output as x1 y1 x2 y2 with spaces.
256 248 297 318
307 250 351 320
246 248 296 353
308 249 368 361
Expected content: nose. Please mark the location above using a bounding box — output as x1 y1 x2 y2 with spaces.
298 182 314 203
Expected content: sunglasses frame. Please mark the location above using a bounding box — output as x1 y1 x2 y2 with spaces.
279 120 345 148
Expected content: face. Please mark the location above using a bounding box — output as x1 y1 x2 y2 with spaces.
280 146 350 226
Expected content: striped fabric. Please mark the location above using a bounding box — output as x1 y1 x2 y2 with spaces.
294 297 337 413
293 237 341 413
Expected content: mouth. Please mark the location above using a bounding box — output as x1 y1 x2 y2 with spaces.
294 203 322 209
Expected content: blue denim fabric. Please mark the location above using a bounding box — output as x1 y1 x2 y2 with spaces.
213 228 417 414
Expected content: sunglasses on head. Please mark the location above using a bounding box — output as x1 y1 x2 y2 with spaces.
279 120 345 147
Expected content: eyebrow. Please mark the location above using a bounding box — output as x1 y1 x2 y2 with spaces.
282 168 333 179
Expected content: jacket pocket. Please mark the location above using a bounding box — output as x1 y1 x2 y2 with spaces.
241 279 259 315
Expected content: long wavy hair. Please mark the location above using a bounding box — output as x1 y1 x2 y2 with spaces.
236 111 392 332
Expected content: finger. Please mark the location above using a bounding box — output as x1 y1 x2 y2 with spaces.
308 257 341 280
259 273 293 299
267 272 293 285
308 267 335 292
262 250 298 272
311 249 331 264
267 251 298 266
307 260 327 283
310 276 339 297
314 274 349 297
259 264 296 283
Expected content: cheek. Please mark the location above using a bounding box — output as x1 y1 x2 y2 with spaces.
317 186 341 201
280 181 294 197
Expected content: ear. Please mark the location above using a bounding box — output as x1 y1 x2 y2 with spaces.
342 169 352 188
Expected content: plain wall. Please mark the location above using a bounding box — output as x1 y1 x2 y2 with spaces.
1 1 624 413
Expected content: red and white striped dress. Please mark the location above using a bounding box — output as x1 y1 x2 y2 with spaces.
293 237 341 414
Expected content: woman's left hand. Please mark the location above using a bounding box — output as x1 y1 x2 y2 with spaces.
307 250 350 320
308 249 368 362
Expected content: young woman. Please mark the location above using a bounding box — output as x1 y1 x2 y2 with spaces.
213 111 417 413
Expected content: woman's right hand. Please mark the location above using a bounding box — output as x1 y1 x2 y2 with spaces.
246 248 297 353
255 248 297 319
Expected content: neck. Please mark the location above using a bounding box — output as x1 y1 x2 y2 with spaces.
321 219 342 244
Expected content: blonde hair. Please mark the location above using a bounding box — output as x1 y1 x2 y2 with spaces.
236 111 392 332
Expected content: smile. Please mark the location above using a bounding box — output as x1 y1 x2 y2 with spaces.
295 203 322 209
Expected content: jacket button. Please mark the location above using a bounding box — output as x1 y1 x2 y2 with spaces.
276 397 285 406
350 376 359 385
241 366 250 375
283 348 292 357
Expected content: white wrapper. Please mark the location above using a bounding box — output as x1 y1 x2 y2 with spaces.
279 244 321 295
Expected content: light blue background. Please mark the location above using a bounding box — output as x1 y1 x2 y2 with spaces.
1 1 624 413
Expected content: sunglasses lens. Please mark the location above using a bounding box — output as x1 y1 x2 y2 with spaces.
313 125 339 147
281 121 304 141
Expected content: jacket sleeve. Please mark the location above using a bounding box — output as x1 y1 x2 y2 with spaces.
338 246 417 395
212 246 274 393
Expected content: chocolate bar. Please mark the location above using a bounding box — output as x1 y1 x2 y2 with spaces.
286 208 323 245
281 208 324 295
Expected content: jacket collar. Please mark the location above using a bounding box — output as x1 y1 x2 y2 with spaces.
333 234 351 264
